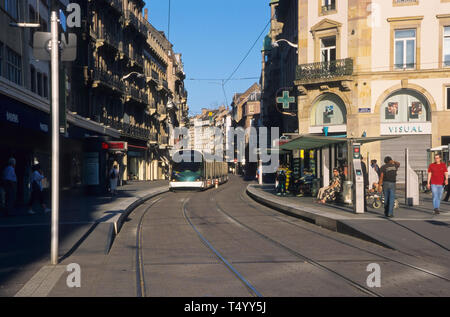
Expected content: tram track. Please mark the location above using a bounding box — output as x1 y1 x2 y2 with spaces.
135 196 165 297
134 189 263 297
182 197 263 297
206 186 383 297
132 178 449 297
230 184 450 284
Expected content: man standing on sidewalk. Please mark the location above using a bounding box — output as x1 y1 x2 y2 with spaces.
378 156 400 218
2 158 17 217
427 154 448 215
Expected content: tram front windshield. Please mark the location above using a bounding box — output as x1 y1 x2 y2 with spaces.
172 162 203 181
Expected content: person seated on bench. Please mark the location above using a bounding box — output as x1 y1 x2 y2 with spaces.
317 168 342 204
295 169 315 197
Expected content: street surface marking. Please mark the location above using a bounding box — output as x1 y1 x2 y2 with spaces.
14 265 66 297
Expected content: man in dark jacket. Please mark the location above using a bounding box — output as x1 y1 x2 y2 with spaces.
378 156 400 218
361 156 369 211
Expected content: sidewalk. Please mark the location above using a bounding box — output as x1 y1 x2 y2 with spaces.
247 184 450 258
0 180 168 297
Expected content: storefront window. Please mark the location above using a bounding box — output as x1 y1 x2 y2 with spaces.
312 93 347 126
381 89 430 123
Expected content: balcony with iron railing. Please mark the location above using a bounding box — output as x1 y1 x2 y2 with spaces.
151 70 160 83
124 10 147 38
125 85 148 105
295 58 353 84
121 122 151 140
92 28 120 51
91 68 125 92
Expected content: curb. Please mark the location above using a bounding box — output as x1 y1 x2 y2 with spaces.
105 187 169 253
246 185 395 250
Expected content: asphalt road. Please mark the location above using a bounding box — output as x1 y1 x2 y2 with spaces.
50 175 450 297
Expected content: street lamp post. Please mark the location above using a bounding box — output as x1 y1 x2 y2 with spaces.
50 10 60 265
12 7 61 265
271 39 298 50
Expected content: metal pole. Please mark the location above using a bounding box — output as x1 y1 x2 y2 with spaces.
50 10 60 265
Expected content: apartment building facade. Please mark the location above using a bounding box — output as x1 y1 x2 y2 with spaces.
0 0 188 202
71 0 188 183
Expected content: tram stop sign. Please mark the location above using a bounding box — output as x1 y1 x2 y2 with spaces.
33 32 77 62
352 144 361 160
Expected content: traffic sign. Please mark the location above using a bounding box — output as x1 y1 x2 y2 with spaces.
33 32 77 61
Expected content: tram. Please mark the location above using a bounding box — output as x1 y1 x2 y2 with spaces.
169 150 228 191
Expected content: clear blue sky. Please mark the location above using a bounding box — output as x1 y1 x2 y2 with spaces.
145 0 270 116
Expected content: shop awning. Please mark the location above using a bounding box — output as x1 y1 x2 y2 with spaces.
280 135 400 151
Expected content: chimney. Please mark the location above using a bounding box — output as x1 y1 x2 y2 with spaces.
144 8 148 21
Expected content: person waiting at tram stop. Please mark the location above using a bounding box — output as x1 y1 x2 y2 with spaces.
316 168 342 204
275 166 287 196
294 169 315 197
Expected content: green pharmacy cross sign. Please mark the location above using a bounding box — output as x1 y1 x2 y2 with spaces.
277 90 296 110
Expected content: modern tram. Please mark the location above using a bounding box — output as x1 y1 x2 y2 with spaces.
169 150 228 191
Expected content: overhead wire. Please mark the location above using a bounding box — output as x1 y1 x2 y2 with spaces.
223 18 271 86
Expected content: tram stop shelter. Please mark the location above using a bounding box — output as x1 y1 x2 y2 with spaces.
279 134 400 189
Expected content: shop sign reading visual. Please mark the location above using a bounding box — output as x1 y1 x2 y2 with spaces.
380 122 431 135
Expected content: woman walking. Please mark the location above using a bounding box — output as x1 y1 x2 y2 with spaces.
109 164 119 196
28 164 50 215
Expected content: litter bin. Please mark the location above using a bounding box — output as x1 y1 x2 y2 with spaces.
342 181 353 204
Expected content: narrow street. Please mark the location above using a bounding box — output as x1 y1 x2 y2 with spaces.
48 176 450 297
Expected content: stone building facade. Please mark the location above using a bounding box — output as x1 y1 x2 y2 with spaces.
266 0 450 182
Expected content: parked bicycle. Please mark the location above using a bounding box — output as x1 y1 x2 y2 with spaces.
367 190 399 210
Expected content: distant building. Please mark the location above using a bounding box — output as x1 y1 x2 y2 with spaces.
231 83 262 177
187 106 231 162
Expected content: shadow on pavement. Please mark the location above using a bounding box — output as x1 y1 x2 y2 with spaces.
0 181 168 296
